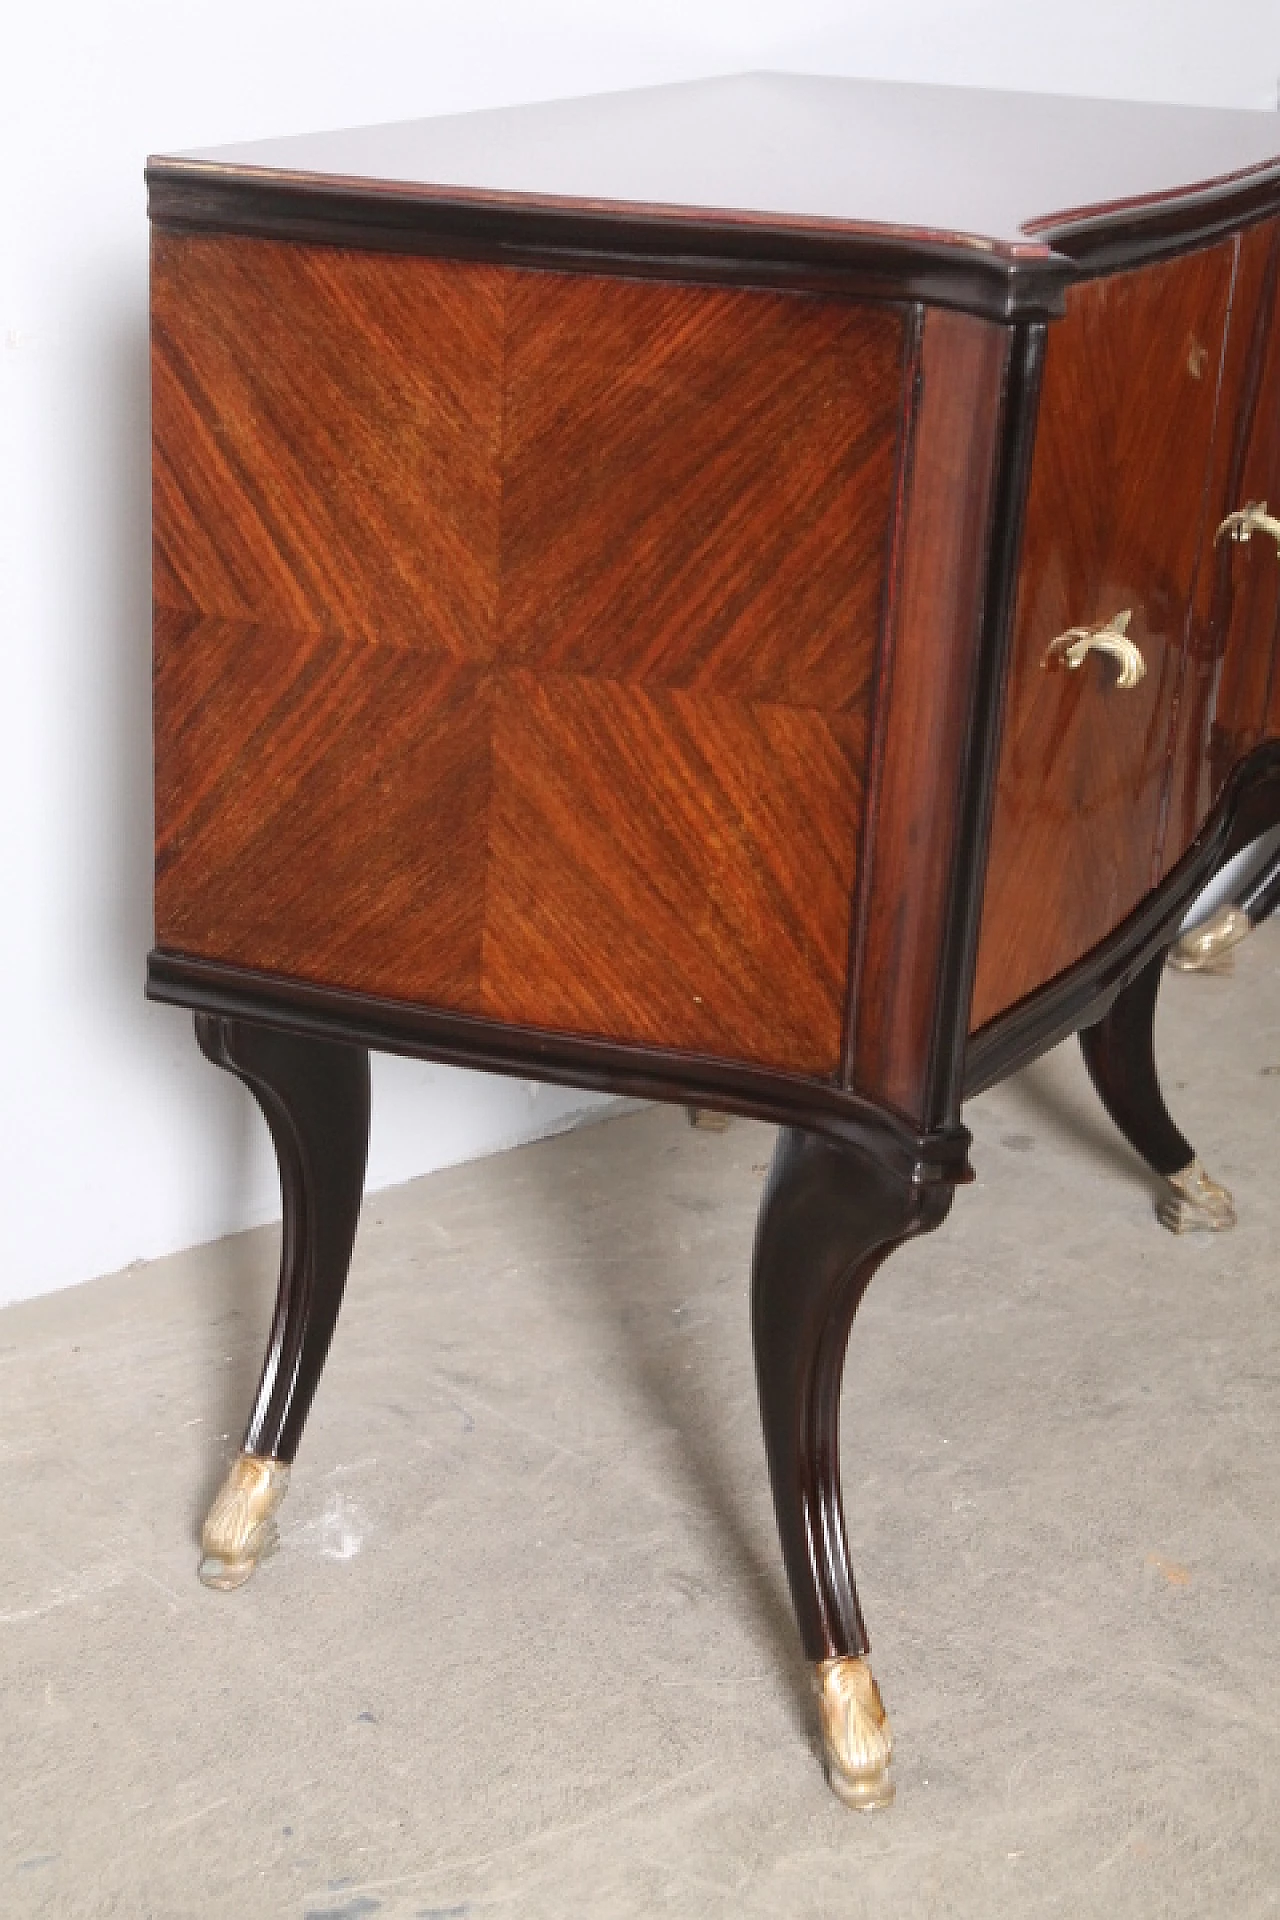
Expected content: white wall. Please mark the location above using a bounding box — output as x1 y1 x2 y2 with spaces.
2 4 1278 1308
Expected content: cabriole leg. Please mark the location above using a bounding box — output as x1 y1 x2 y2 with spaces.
1079 953 1235 1234
193 1014 371 1589
751 1127 954 1809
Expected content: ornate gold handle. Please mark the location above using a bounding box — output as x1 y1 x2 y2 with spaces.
1043 609 1146 689
1215 500 1280 550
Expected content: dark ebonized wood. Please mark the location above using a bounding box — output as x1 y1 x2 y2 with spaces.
155 952 972 1191
146 180 1072 325
751 1127 954 1661
195 1015 370 1461
1078 954 1194 1180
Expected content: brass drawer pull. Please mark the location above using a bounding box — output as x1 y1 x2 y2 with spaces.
1216 500 1280 550
1044 609 1145 689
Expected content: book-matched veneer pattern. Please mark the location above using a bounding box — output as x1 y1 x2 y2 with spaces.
153 232 905 1076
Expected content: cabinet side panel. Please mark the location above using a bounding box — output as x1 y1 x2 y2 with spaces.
155 246 902 1074
971 242 1234 1031
484 277 905 1074
851 307 1010 1121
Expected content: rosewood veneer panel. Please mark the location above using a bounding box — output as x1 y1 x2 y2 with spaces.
483 674 867 1072
971 243 1235 1031
500 274 904 707
154 244 897 1073
154 611 491 1008
152 232 505 656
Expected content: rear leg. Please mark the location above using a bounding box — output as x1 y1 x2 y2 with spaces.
1079 954 1235 1234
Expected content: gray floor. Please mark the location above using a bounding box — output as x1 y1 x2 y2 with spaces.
3 932 1280 1919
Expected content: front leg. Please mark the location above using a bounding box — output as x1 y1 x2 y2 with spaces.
751 1128 954 1809
1079 953 1235 1233
194 1015 371 1589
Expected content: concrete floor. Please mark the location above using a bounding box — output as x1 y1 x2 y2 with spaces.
3 932 1279 1919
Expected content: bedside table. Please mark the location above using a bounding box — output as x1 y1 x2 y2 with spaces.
146 75 1280 1808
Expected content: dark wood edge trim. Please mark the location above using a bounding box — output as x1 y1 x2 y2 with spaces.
842 302 926 1084
146 950 972 1189
964 742 1280 1097
146 173 1073 322
1035 166 1280 278
924 322 1048 1128
146 159 1280 316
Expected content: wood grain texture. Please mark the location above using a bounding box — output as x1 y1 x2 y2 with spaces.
1164 219 1280 860
483 674 867 1067
499 274 904 707
971 242 1236 1031
152 232 505 657
965 741 1280 1097
153 235 902 1076
154 610 492 1008
850 307 1010 1121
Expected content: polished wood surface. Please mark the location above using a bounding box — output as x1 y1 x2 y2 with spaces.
154 232 903 1074
195 1016 370 1463
499 270 894 706
1165 219 1280 861
154 73 1280 262
966 742 1280 1096
971 242 1236 1029
1078 954 1194 1183
152 234 505 651
850 307 1010 1120
751 1125 952 1663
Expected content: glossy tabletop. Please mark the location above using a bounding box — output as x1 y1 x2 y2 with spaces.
156 73 1280 257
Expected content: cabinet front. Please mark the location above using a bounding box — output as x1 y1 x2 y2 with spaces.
1164 219 1280 864
971 242 1236 1030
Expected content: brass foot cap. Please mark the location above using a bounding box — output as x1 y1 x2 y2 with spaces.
1157 1158 1237 1235
199 1453 290 1591
813 1656 895 1811
1167 905 1251 974
685 1106 731 1132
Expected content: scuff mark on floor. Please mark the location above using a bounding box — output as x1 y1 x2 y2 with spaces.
319 1493 364 1561
0 1561 126 1625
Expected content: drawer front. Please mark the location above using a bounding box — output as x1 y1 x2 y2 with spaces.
971 242 1236 1031
1165 219 1280 863
152 234 906 1075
